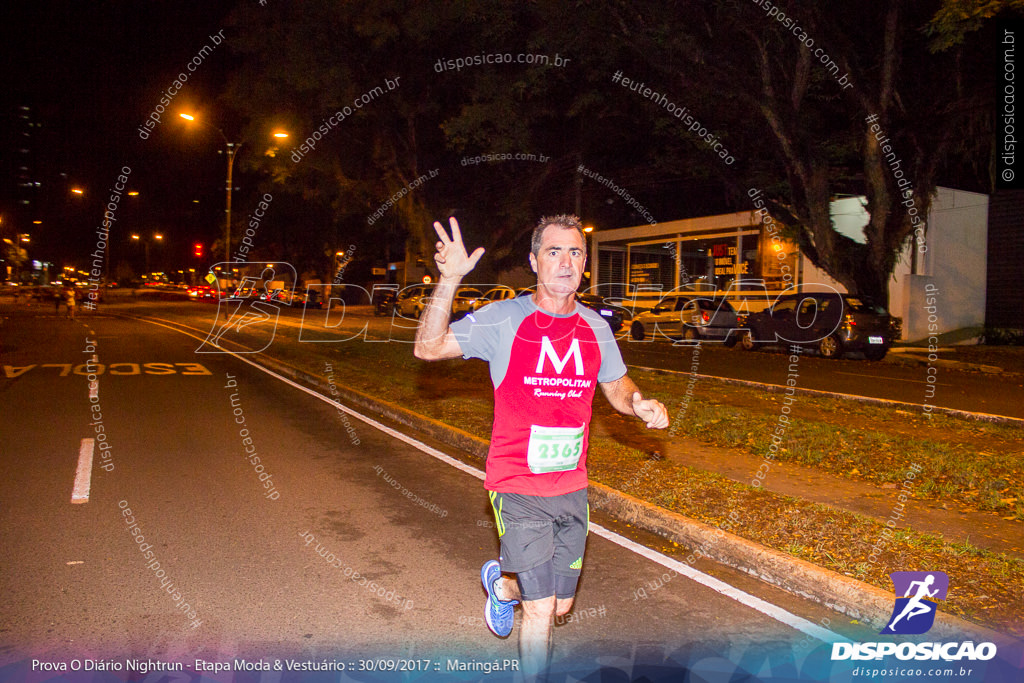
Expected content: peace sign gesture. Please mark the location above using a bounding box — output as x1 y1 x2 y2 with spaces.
433 217 485 280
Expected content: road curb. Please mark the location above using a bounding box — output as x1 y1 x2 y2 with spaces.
249 351 1002 643
585 483 1003 642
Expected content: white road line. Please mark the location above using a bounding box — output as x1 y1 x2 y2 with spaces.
588 524 847 644
71 438 95 504
133 315 849 644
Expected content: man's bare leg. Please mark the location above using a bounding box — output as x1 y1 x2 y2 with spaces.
495 578 575 680
520 597 554 679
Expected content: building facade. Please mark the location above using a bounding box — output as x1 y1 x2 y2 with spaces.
589 187 989 342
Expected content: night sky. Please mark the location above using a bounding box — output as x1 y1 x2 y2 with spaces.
3 1 240 272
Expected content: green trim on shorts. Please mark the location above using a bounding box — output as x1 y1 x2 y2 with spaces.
489 490 506 537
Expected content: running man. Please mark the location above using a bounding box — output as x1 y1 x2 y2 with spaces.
414 215 668 678
887 573 939 631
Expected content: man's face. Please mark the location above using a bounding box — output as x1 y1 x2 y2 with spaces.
529 224 586 295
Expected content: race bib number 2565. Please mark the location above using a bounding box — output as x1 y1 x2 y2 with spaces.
526 424 584 474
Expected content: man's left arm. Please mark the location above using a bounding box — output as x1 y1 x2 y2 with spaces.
599 375 669 429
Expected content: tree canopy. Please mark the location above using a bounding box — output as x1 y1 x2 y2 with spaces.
221 0 1014 298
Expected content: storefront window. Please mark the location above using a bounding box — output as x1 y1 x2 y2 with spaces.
627 245 675 291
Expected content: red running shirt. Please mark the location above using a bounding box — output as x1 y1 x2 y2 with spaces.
450 296 627 496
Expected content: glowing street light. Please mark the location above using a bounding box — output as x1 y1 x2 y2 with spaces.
180 111 240 261
132 233 163 274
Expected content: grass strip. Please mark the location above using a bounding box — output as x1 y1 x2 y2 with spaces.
264 338 1024 635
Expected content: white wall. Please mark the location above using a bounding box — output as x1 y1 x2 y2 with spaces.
800 187 987 342
905 187 988 341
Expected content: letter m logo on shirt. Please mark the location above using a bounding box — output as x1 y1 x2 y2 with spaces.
536 337 584 375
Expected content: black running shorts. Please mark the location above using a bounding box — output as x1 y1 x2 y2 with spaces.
487 488 589 598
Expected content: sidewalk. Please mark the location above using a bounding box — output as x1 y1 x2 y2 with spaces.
892 326 1024 375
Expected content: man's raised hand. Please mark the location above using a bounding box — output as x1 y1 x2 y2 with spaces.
433 217 485 280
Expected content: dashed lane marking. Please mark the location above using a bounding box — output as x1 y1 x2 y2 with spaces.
71 438 94 504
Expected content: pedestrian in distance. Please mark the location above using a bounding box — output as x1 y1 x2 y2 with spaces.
54 288 63 316
414 214 669 680
64 287 76 320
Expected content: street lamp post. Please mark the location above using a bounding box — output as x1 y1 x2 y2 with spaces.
224 141 240 261
132 233 163 276
180 113 241 262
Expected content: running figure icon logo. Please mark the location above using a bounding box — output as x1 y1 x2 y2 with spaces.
197 261 297 354
880 571 949 635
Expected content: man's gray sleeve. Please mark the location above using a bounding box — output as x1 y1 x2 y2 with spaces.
580 309 628 383
449 300 512 363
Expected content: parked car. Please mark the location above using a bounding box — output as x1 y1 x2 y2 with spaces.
629 295 740 345
393 283 436 318
576 292 624 333
373 287 398 316
739 292 894 360
473 286 517 310
451 286 485 319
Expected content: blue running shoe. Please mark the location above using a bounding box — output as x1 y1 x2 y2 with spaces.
481 559 517 637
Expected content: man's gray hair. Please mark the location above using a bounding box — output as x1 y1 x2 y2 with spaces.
531 214 587 255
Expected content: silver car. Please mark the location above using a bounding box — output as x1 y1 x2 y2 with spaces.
629 295 740 345
451 286 484 319
473 286 517 311
393 283 436 318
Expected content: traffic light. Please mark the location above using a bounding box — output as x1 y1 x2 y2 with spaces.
193 243 204 258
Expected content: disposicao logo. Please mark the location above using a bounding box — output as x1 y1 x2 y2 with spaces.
831 570 997 662
881 570 948 635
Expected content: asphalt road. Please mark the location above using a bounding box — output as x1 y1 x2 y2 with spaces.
0 307 868 677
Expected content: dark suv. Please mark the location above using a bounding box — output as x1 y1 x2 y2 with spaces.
739 292 895 360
